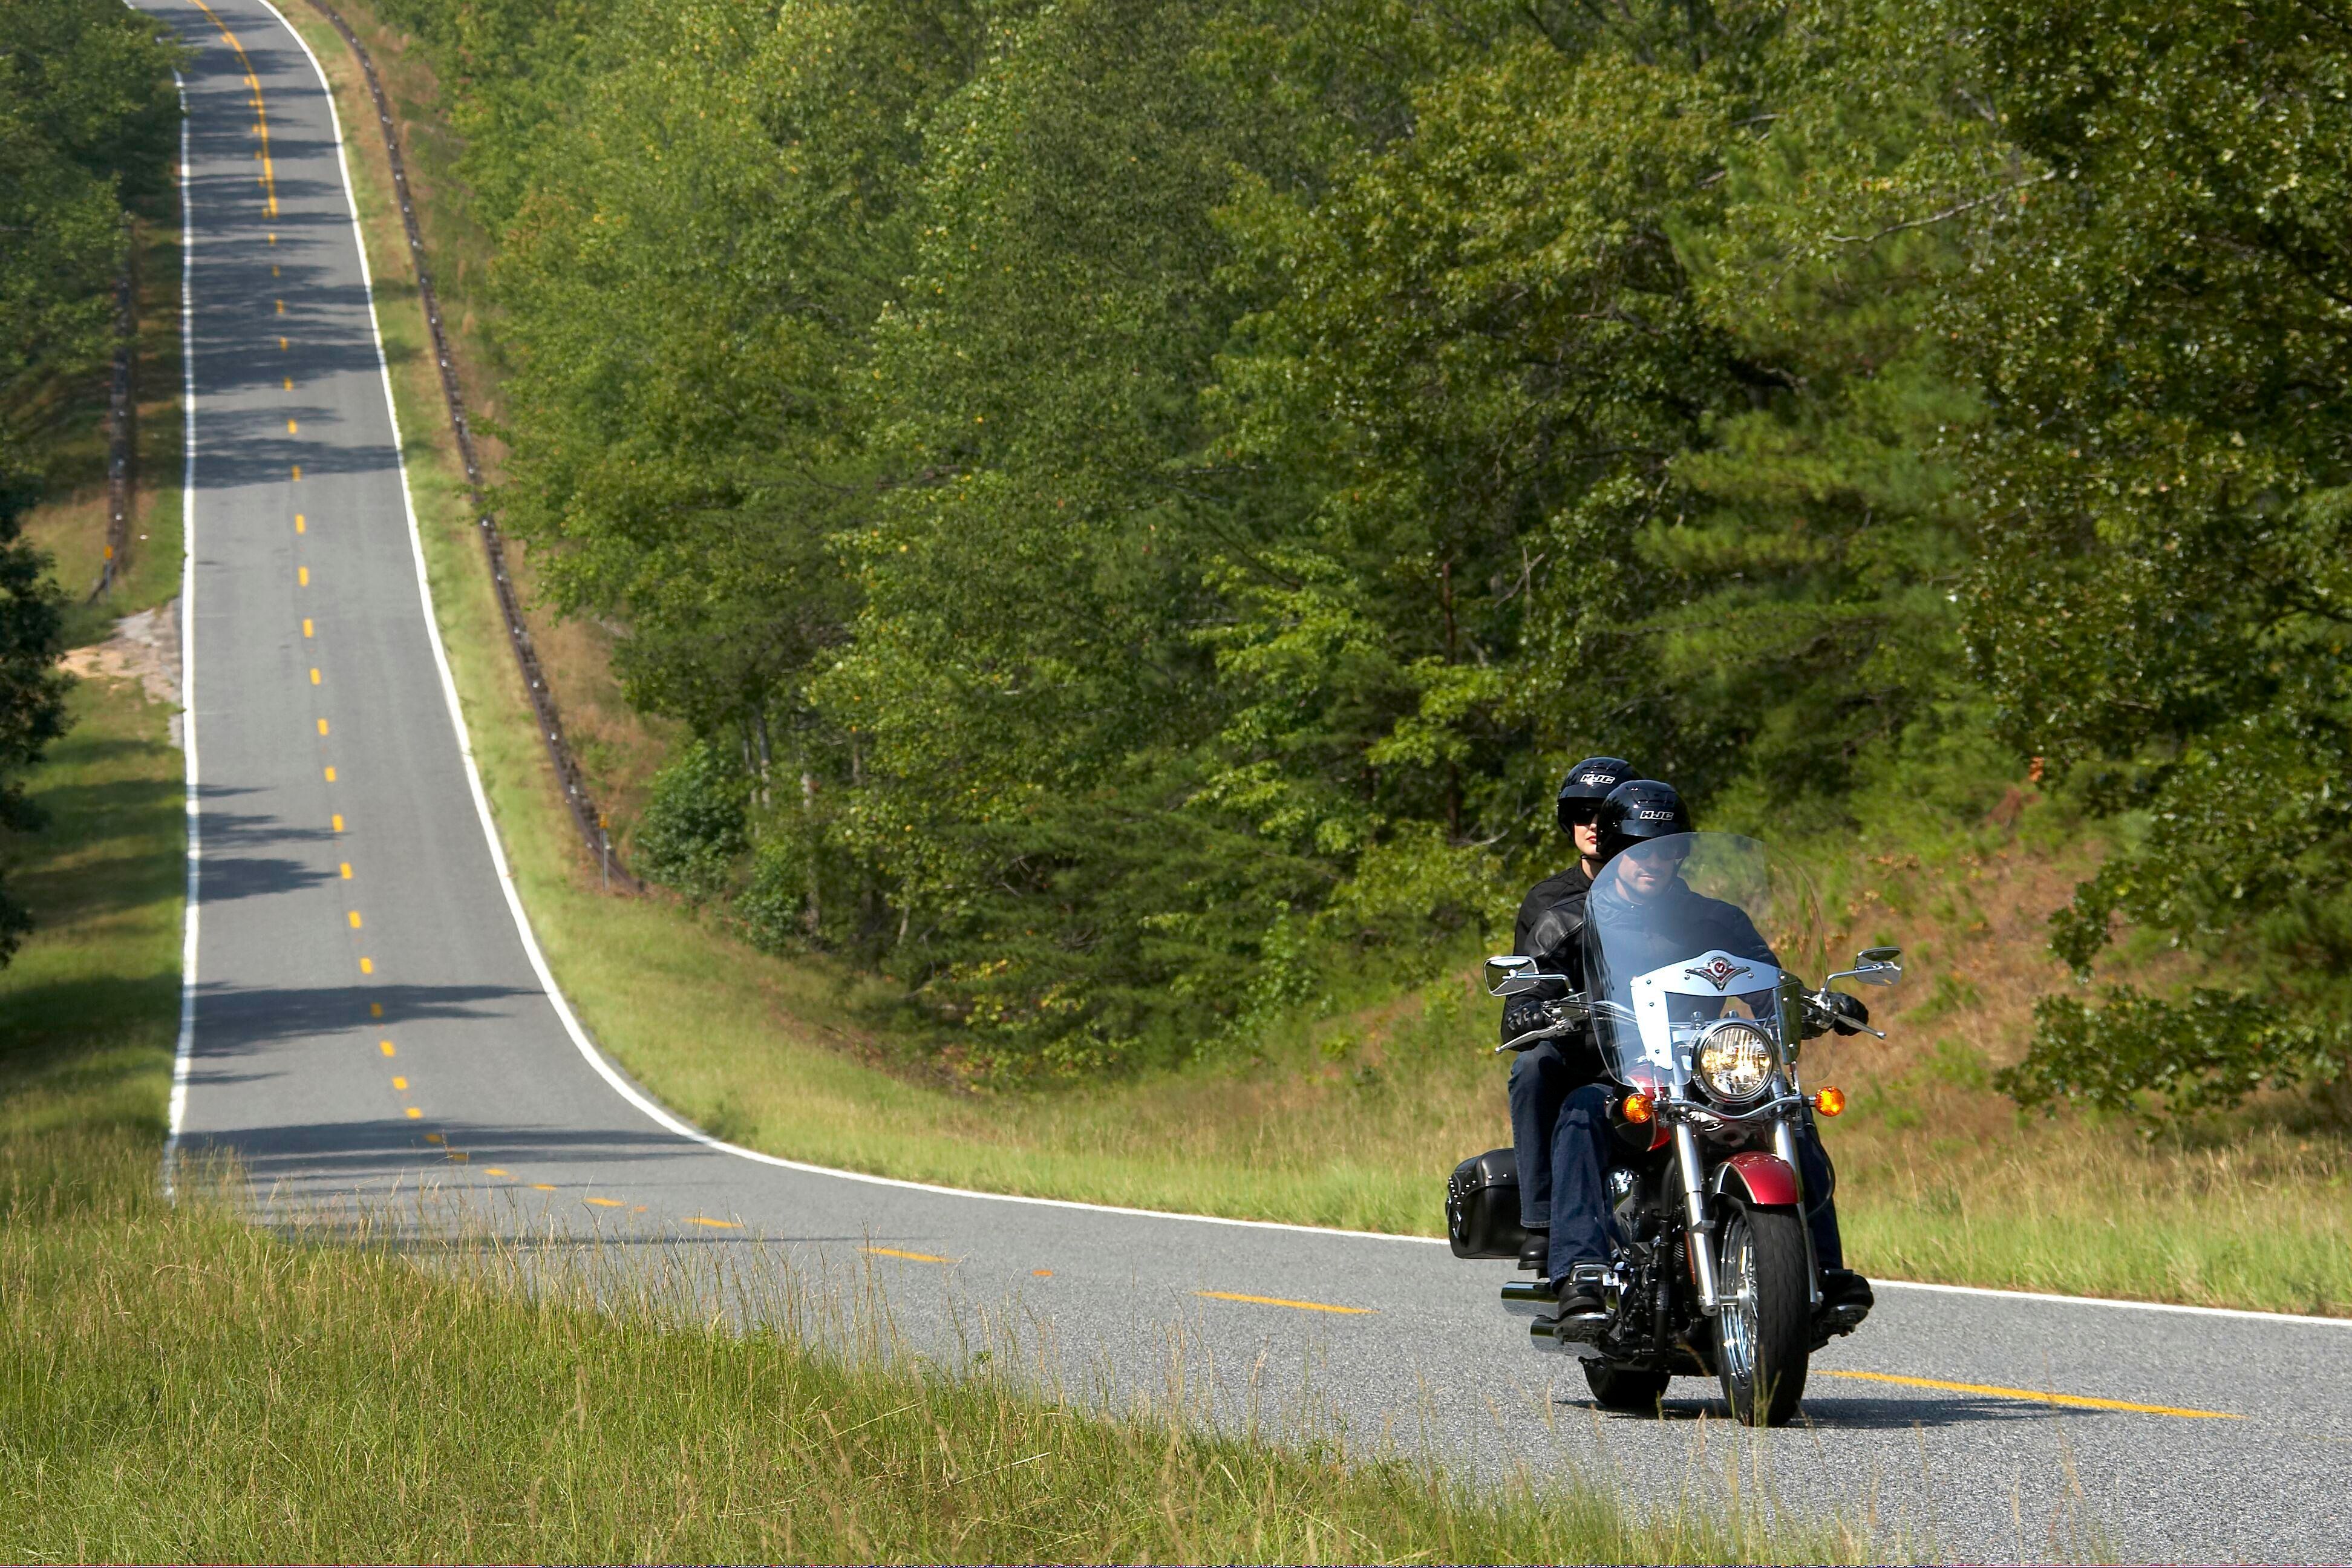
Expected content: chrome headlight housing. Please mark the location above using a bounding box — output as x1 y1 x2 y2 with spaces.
1696 1019 1775 1103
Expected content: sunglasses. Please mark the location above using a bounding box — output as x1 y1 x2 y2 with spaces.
1622 840 1690 867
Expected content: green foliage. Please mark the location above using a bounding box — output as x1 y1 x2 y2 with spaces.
0 487 71 965
2001 988 2333 1121
0 0 172 965
0 0 180 456
630 739 746 904
1940 0 2352 1112
380 0 2352 1105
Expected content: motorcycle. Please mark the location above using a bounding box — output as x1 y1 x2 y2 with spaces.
1446 831 1903 1426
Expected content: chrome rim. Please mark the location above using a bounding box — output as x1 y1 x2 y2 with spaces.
1717 1210 1759 1391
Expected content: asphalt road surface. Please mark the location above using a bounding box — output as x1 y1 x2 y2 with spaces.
145 1 2352 1559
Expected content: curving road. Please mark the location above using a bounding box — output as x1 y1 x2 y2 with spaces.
146 1 2352 1560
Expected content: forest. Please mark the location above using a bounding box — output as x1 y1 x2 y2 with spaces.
0 0 182 956
347 0 2352 1111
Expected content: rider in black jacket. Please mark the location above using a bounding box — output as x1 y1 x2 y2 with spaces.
1534 780 1870 1318
1500 757 1638 1270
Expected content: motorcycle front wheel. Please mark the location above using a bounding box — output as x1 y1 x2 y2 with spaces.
1713 1197 1809 1426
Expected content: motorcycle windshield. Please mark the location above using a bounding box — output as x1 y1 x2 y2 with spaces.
1582 832 1788 1092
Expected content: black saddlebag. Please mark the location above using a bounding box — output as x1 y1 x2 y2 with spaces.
1446 1146 1527 1259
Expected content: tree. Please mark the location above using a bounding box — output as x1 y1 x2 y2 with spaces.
1940 0 2352 1112
0 474 71 965
0 0 180 454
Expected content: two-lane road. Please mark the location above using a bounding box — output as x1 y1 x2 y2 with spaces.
149 1 2352 1558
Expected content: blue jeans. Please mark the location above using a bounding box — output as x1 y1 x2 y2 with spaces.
1506 1039 1578 1230
1541 1085 1846 1286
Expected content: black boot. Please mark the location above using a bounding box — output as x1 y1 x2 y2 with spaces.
1550 1284 1604 1316
1817 1269 1873 1335
1517 1227 1549 1272
1549 1261 1606 1318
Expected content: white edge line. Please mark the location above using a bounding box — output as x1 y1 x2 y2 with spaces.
1872 1276 2352 1328
250 2 2352 1324
255 0 1432 1251
163 68 197 1199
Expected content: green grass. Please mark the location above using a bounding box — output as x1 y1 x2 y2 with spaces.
294 0 2352 1319
0 1141 1880 1565
0 667 183 1151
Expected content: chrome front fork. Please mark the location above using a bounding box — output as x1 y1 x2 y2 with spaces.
1674 1120 1721 1313
1771 1114 1824 1308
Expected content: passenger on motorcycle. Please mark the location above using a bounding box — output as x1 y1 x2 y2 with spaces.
1500 756 1639 1271
1534 780 1870 1318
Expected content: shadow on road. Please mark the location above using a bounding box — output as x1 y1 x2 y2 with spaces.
1563 1389 2074 1431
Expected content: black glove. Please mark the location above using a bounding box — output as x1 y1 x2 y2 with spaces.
1501 997 1561 1043
1826 990 1870 1035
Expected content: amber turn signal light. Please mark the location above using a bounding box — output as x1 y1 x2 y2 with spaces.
1812 1086 1846 1117
1621 1090 1655 1125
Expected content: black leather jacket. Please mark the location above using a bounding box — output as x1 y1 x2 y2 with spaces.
1499 863 1593 1049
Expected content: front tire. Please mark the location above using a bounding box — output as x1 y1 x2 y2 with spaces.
1583 1360 1671 1413
1713 1197 1809 1426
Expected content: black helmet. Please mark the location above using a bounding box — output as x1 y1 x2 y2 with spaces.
1596 779 1692 864
1555 756 1638 834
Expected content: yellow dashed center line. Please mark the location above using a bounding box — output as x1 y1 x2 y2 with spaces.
403 1106 420 1120
584 1197 623 1209
287 419 297 434
333 815 345 832
531 1183 558 1192
310 668 320 685
862 1245 955 1263
298 566 308 586
358 957 373 974
316 718 327 736
685 1217 742 1230
391 1076 406 1090
1195 1290 1375 1316
292 464 301 481
377 1040 393 1056
323 766 335 782
295 516 305 534
482 1167 510 1177
367 1001 379 1018
423 1133 443 1145
341 863 353 879
1820 1369 2241 1420
302 617 312 635
347 910 361 929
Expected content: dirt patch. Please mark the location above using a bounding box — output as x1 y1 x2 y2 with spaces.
62 601 182 744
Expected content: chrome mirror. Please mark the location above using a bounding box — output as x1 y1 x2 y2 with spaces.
1828 947 1903 988
1485 955 1544 996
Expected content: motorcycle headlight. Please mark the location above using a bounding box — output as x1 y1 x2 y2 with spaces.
1697 1020 1775 1103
